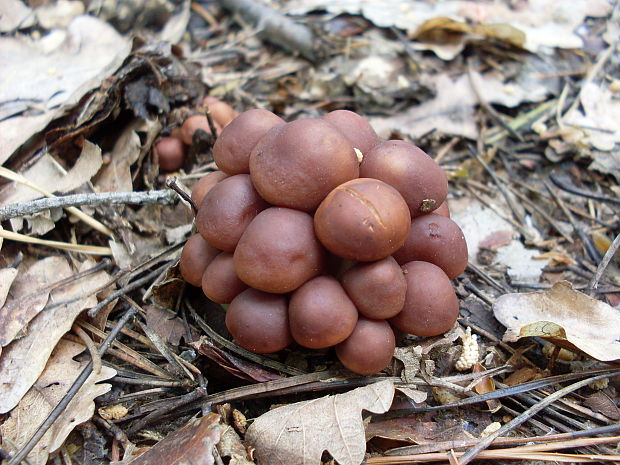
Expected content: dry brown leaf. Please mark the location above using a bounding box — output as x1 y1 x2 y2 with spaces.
472 363 501 413
0 256 72 349
493 281 620 362
0 16 131 164
94 120 147 193
0 258 111 413
0 141 103 216
0 339 116 465
285 0 610 55
583 391 620 421
0 267 18 308
124 413 221 465
246 379 394 465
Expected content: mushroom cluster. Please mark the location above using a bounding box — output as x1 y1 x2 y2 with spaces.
180 109 468 375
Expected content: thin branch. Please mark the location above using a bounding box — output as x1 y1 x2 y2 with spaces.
457 372 620 465
6 306 138 465
0 190 176 221
589 231 620 290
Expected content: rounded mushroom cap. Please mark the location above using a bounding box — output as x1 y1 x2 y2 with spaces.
154 137 185 172
390 261 459 337
249 118 359 212
314 178 411 261
191 171 228 209
180 115 218 145
226 288 292 353
233 207 326 293
392 213 468 279
195 174 268 252
341 256 406 319
336 317 395 375
288 276 358 349
360 140 448 217
201 252 248 304
202 96 239 128
179 234 220 287
213 109 284 175
323 110 380 155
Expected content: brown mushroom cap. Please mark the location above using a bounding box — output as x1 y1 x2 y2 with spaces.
154 137 186 172
233 207 326 293
390 261 459 337
191 171 228 209
392 213 468 279
336 317 395 375
201 252 248 304
180 115 218 145
341 256 406 319
322 110 380 155
179 234 220 287
213 109 284 175
195 174 268 252
314 178 411 261
288 276 358 349
249 118 359 212
202 96 239 128
226 288 292 353
360 140 448 216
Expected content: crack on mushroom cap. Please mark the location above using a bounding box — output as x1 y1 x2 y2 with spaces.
341 186 386 229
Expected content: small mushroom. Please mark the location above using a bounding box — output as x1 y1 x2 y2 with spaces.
195 174 268 252
360 140 448 217
336 317 395 375
249 118 359 212
392 213 468 279
341 256 406 319
390 261 459 337
154 136 186 172
314 178 411 261
179 234 220 287
201 252 248 304
213 109 284 175
226 288 292 353
233 207 326 293
288 276 358 349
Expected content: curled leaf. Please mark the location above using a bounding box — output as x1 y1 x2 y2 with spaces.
246 379 394 465
493 281 620 362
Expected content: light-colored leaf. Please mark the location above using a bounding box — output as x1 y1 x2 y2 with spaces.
371 64 556 140
0 142 103 208
0 256 71 349
0 339 115 465
0 258 111 413
0 267 18 308
284 0 611 55
246 379 394 465
493 281 620 362
0 15 131 164
0 0 35 32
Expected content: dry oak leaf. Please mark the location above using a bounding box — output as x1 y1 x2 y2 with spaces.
0 258 111 413
123 413 221 465
246 379 394 465
493 281 620 362
0 339 115 465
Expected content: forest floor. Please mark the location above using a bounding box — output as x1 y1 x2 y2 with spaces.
0 1 619 464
